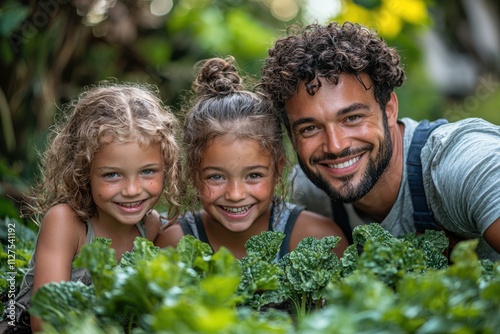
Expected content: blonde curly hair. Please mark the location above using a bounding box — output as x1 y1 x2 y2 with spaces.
25 81 181 223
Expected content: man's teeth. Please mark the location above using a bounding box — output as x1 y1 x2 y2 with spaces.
329 156 360 169
223 205 251 213
121 201 142 208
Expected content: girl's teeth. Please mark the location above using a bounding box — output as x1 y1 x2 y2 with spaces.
329 156 360 169
222 205 251 213
121 201 142 208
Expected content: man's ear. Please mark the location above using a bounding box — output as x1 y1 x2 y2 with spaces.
385 92 399 127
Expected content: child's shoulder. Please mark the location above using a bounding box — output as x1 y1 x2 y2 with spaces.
38 204 87 251
43 204 82 227
154 219 185 248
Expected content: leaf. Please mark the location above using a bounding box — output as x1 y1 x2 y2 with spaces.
73 237 117 296
119 237 159 267
278 236 342 316
176 234 214 275
30 281 95 332
351 223 394 246
0 3 30 36
237 232 284 308
402 230 449 269
245 231 284 262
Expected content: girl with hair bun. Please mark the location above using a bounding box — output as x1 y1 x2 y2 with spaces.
156 57 348 260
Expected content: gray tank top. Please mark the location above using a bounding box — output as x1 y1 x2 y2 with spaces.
179 200 304 260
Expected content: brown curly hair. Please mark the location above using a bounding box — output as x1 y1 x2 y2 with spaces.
181 56 287 210
25 81 181 223
258 21 405 130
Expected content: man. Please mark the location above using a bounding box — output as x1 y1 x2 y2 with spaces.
258 21 500 261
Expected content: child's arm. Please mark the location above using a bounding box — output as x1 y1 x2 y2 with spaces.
30 204 85 332
144 209 162 242
154 221 185 248
290 210 350 258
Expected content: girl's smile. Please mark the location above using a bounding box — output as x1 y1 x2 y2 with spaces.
197 137 277 233
90 141 165 228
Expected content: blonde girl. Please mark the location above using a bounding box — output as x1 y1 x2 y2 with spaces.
13 82 181 332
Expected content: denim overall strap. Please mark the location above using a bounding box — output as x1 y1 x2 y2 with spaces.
407 119 448 233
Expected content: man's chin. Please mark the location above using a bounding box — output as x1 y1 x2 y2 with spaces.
304 168 368 203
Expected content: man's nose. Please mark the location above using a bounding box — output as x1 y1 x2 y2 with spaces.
324 124 351 154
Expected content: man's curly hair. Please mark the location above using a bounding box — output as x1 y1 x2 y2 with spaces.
258 21 405 130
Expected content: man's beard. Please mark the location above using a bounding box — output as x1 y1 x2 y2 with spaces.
297 119 393 203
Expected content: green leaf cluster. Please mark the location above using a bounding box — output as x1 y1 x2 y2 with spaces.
0 216 36 305
302 238 500 333
341 224 448 287
7 223 500 333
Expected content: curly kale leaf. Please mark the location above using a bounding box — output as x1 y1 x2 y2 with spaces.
237 232 284 308
278 236 342 317
393 242 500 333
351 223 394 246
73 237 117 296
346 224 427 288
340 244 361 277
237 257 283 308
244 231 285 262
30 281 96 332
402 229 449 269
280 236 341 293
119 237 159 267
357 238 427 288
175 234 214 275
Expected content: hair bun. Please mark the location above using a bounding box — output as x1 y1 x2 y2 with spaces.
194 56 242 97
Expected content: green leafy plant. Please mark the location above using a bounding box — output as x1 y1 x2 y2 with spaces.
5 224 500 334
341 224 448 287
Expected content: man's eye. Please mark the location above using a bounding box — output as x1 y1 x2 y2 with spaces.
301 125 316 133
298 125 318 138
345 115 361 122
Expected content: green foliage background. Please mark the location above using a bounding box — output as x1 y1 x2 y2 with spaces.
1 0 499 225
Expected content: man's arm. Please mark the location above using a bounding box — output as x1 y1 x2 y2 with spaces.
483 217 500 253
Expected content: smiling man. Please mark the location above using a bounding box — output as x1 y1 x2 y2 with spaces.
258 21 500 261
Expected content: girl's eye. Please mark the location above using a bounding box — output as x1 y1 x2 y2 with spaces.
207 174 224 181
103 172 119 179
247 173 263 180
141 169 155 176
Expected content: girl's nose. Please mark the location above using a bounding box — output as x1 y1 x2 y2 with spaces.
123 178 141 197
225 179 246 201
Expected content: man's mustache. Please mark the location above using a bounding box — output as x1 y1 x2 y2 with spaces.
310 145 373 164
